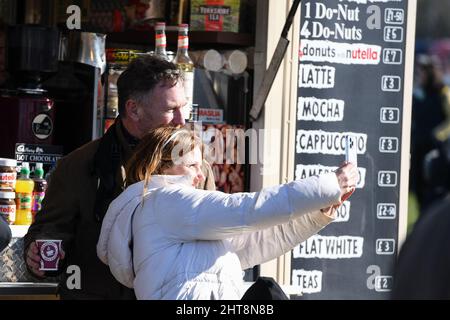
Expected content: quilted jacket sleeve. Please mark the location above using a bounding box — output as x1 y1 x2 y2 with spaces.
152 173 341 241
228 210 334 269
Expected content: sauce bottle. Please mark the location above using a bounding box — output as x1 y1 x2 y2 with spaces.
32 163 47 223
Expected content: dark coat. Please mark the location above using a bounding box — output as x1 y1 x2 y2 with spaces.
23 120 216 299
392 194 450 299
0 217 11 252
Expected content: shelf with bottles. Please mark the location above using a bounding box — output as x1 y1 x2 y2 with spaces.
106 29 254 49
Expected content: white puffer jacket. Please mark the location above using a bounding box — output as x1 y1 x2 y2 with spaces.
97 173 341 300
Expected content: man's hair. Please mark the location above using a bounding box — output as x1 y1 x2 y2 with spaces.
117 54 183 117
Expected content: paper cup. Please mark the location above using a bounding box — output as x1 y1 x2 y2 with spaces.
36 239 62 271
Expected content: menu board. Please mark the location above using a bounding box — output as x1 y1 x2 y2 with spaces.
291 0 414 299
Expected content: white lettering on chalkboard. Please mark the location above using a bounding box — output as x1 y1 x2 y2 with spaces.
291 269 323 294
383 48 402 65
295 164 366 189
334 201 351 222
377 203 396 219
340 0 403 4
375 276 393 292
300 40 381 65
309 2 361 21
376 239 396 255
300 15 363 40
296 130 367 155
385 8 404 25
384 26 404 42
379 137 399 153
378 171 398 187
293 235 364 259
380 107 400 123
299 64 336 88
298 97 345 122
381 75 401 92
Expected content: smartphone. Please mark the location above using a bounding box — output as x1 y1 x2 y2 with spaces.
345 134 358 167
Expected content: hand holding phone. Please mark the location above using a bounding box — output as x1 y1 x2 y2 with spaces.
345 134 358 167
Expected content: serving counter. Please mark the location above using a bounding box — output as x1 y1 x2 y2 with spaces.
0 226 59 299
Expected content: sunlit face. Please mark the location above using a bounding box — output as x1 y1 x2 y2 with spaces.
163 146 205 187
135 81 188 137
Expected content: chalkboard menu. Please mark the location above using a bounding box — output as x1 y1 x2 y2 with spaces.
291 0 413 299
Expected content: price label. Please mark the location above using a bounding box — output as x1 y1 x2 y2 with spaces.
377 203 396 220
376 239 396 255
383 49 403 65
378 171 398 187
384 26 404 42
375 276 393 292
380 107 400 124
382 76 401 92
385 8 404 25
379 137 399 153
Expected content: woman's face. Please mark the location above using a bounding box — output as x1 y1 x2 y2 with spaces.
163 146 205 187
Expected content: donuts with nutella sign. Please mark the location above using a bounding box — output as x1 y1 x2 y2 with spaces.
36 239 62 271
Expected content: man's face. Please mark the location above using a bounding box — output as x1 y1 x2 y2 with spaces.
135 81 187 137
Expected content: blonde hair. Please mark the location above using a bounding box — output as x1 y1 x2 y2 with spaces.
125 126 203 190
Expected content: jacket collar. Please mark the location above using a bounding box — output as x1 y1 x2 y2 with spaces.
132 175 195 191
115 118 137 164
92 118 138 221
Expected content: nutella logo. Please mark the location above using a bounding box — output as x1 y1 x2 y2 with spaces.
0 173 17 182
0 205 16 214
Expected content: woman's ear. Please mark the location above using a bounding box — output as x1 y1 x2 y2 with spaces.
125 100 140 122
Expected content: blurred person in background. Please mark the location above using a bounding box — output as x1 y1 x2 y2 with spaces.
410 54 450 212
392 136 450 299
392 194 450 299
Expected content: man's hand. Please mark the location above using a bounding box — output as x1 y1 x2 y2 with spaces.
26 242 45 278
26 241 66 278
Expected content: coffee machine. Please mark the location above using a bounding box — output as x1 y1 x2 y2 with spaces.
43 30 106 155
0 24 60 163
0 25 106 174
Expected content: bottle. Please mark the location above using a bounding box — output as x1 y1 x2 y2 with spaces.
173 24 195 121
31 163 47 223
154 22 169 61
15 162 34 225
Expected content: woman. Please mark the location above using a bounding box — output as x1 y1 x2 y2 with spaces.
97 127 358 300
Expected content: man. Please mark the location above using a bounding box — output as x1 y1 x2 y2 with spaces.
24 55 215 299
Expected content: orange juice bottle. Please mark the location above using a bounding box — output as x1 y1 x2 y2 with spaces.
15 162 34 225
